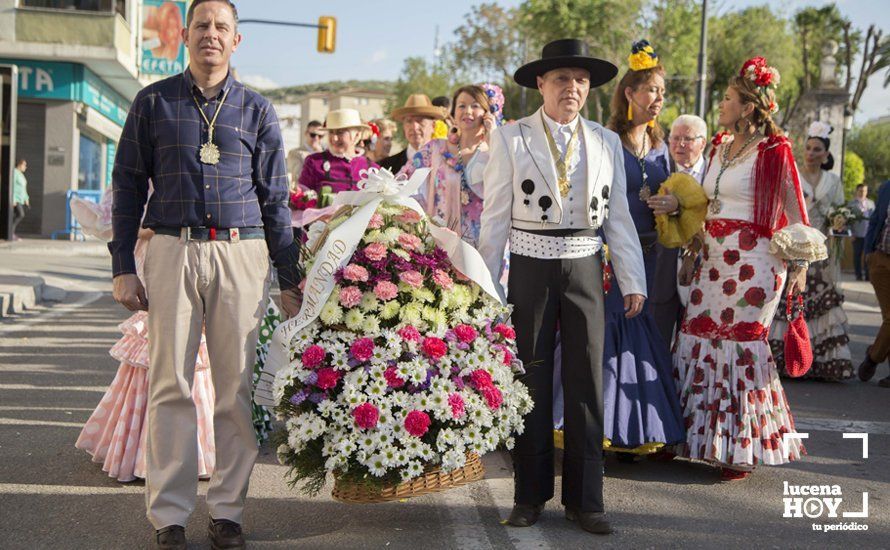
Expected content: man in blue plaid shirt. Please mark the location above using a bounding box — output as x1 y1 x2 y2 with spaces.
108 1 299 548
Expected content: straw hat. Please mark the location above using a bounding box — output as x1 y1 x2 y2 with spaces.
390 94 446 122
321 109 370 132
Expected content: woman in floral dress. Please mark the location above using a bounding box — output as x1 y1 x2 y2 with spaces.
673 57 823 482
399 84 500 247
768 121 854 381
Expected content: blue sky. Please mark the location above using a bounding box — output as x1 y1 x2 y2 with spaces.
233 0 888 123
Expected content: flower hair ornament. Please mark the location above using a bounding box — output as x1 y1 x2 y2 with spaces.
807 120 833 140
480 83 505 126
368 122 380 146
628 39 659 71
740 56 781 113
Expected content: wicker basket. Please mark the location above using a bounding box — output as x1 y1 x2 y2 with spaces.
331 453 485 503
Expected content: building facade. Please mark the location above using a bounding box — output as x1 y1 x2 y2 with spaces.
0 0 186 237
299 88 392 142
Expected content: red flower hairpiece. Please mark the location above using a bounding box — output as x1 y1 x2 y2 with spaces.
368 122 380 137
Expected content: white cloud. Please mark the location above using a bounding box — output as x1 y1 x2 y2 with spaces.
240 74 281 90
370 49 388 64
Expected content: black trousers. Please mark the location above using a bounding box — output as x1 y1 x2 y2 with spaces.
11 204 25 235
652 245 683 347
508 252 605 512
853 237 867 279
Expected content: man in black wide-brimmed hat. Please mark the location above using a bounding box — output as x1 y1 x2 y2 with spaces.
478 39 646 535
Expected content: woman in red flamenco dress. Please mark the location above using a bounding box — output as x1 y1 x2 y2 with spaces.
673 57 826 482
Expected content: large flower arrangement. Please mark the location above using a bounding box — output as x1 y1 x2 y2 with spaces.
272 201 532 494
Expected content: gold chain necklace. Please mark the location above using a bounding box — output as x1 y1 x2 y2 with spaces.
541 111 581 197
192 87 231 165
631 132 652 201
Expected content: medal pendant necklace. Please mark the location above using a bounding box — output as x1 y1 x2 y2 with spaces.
710 133 759 215
193 86 231 165
633 132 651 201
541 111 581 198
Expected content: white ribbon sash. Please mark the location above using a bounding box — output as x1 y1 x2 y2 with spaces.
255 168 504 407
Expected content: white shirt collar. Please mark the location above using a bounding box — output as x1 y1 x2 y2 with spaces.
678 155 705 180
406 144 419 161
542 109 580 135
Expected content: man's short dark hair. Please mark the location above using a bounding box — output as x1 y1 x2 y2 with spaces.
187 0 239 28
307 120 323 129
431 96 451 109
856 183 868 191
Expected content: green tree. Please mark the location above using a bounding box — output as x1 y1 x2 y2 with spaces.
842 151 865 199
391 56 461 114
848 120 890 185
517 0 644 121
706 6 802 132
645 0 701 116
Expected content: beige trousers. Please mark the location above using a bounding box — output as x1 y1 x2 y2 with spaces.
143 234 270 528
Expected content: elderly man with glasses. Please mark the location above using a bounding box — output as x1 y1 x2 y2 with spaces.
652 114 709 348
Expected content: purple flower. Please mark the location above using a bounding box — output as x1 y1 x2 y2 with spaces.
305 371 318 385
289 391 308 406
309 392 326 404
452 377 465 390
444 330 457 342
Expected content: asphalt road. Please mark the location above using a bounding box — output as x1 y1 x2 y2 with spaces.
0 247 887 549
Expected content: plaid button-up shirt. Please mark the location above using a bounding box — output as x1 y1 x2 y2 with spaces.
109 70 300 290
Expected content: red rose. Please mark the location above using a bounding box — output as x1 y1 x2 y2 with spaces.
739 229 758 251
723 279 737 296
709 267 720 281
691 342 702 359
740 437 751 449
693 366 705 384
774 275 782 292
720 308 735 324
687 314 718 337
743 287 767 307
739 264 755 282
421 337 448 361
731 321 766 341
723 249 740 265
690 289 703 305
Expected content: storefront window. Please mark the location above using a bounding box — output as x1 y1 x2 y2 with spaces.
19 0 125 18
79 134 103 191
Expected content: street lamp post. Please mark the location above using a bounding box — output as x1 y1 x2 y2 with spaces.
840 106 854 184
694 0 709 119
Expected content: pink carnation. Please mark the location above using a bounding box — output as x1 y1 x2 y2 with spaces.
399 270 424 288
398 233 423 252
398 326 421 342
502 348 514 366
343 264 369 282
339 286 363 308
448 393 466 419
422 337 448 361
431 269 454 290
315 367 341 390
368 213 384 229
350 337 375 362
481 386 503 410
396 210 422 224
384 366 406 388
301 345 326 369
404 410 431 437
352 403 379 429
364 242 387 261
453 324 478 343
470 369 494 389
493 323 516 341
373 280 398 301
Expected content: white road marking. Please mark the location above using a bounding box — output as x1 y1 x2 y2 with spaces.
0 384 107 392
0 418 84 428
439 481 494 550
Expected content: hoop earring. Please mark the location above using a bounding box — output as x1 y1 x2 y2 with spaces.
627 103 633 121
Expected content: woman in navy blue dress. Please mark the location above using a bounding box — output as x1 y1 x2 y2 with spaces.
600 41 684 456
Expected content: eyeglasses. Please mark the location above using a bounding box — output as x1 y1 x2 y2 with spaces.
669 136 704 145
308 132 323 139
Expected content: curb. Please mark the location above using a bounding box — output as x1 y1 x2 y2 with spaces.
0 275 66 318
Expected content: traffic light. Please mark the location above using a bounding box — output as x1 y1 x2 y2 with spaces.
317 16 336 53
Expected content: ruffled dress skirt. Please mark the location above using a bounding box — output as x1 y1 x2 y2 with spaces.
75 311 216 482
673 220 806 468
769 259 854 381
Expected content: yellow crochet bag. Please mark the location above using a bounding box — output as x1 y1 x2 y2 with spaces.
655 173 709 248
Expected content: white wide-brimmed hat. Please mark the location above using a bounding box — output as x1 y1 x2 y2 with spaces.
321 109 370 132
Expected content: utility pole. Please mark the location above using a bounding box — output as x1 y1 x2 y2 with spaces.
694 0 708 119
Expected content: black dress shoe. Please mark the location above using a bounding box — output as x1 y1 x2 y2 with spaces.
878 375 890 388
208 518 245 549
155 525 186 550
507 503 545 527
858 353 878 382
565 508 614 535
